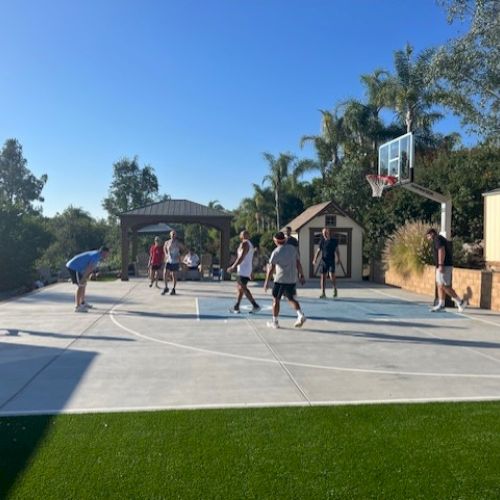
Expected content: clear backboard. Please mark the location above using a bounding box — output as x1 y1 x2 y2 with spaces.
378 132 414 184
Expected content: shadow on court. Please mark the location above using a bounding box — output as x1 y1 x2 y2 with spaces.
0 344 97 498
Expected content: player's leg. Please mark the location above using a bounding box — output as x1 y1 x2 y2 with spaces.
329 268 338 298
170 265 178 295
319 266 327 298
430 269 446 311
161 266 170 295
285 285 306 327
240 277 260 311
267 284 282 328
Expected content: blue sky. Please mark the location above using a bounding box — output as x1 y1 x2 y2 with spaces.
0 0 469 218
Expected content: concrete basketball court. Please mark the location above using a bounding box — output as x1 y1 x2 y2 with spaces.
1 278 500 416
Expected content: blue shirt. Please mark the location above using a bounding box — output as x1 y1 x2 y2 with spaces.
66 250 102 273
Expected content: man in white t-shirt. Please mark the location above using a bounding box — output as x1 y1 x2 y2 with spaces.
162 230 184 296
264 231 306 328
227 230 260 313
183 249 200 270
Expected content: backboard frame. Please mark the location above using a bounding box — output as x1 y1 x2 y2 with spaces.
378 132 414 186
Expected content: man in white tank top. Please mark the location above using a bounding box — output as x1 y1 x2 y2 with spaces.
227 230 260 313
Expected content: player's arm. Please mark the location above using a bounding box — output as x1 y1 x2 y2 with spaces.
313 247 321 264
81 262 95 283
264 263 275 291
335 246 341 265
437 247 446 271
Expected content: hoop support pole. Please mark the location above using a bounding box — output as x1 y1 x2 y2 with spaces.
402 183 452 238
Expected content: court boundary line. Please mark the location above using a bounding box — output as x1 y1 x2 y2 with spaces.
367 286 500 328
3 395 500 417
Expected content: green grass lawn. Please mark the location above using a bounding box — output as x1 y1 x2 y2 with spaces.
2 402 500 499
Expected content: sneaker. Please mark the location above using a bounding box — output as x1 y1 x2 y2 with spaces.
333 289 338 298
430 304 445 312
294 315 306 328
82 303 93 309
229 307 240 314
249 304 261 314
75 305 88 313
319 294 327 299
170 289 176 296
266 321 279 329
161 287 169 295
149 282 153 288
456 299 466 313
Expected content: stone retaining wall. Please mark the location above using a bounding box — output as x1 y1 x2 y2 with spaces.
376 263 500 312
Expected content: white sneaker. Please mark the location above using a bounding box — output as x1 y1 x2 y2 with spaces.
82 303 93 309
266 321 279 329
294 315 306 328
430 304 445 312
75 305 88 313
249 305 261 314
455 299 466 313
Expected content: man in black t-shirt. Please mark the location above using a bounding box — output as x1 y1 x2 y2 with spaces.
313 227 342 299
426 228 466 312
285 226 299 249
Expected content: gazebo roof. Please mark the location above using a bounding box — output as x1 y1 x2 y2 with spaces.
120 199 232 218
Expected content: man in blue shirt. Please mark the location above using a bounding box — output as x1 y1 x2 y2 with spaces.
66 246 109 312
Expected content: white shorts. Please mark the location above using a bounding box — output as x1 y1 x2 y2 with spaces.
436 266 453 287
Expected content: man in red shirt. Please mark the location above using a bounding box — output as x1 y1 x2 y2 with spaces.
148 236 164 288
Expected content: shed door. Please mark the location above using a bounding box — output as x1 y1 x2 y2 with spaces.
309 228 352 278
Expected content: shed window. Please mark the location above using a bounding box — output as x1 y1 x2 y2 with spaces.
325 215 336 227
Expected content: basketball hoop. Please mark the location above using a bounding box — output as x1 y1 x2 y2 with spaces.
366 174 397 197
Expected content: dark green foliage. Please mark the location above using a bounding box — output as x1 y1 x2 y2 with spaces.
417 145 500 240
38 207 108 272
0 139 47 212
0 207 51 291
102 156 162 219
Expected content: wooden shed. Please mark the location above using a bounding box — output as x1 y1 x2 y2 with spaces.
285 201 364 280
483 188 500 268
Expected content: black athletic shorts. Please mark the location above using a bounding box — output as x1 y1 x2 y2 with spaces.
272 283 296 300
166 263 179 272
67 268 85 286
319 261 335 274
237 275 250 286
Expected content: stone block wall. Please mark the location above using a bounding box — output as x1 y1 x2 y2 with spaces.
381 263 500 312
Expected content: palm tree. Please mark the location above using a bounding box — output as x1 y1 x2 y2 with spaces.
208 200 225 211
262 152 295 230
300 108 345 178
386 44 443 134
251 184 274 232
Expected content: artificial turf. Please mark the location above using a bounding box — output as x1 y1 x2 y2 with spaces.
2 402 500 499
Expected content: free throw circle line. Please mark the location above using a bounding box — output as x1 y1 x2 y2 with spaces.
108 304 500 380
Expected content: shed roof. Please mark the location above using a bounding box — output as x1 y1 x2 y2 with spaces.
285 200 363 232
483 188 500 197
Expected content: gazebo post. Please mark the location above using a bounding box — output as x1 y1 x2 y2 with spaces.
121 221 130 281
219 220 231 280
131 230 138 261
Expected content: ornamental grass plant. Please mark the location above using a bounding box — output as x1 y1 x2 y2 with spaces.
383 221 434 278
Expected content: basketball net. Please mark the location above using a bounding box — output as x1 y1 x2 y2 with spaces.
366 174 397 197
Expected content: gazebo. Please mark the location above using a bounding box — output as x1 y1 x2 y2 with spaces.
119 199 233 280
